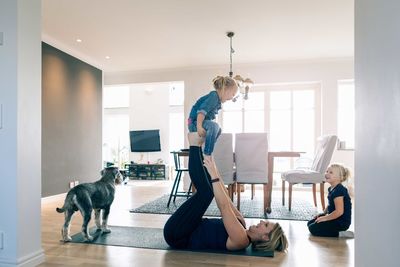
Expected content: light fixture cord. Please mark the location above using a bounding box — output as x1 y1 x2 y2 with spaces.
229 36 233 77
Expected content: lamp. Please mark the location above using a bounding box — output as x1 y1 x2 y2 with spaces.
227 32 253 101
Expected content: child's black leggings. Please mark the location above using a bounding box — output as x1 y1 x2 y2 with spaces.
307 217 348 237
163 146 214 248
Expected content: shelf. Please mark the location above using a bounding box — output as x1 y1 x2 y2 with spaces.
124 164 165 180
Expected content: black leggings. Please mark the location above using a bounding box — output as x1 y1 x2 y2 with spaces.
307 217 348 237
163 146 215 248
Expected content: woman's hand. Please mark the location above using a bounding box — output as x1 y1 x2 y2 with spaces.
203 156 219 178
197 127 206 137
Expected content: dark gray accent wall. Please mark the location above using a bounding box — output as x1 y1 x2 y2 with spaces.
42 42 102 197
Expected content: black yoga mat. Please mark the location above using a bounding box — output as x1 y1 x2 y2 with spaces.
70 225 274 257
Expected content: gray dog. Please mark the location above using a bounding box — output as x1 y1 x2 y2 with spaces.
56 166 123 242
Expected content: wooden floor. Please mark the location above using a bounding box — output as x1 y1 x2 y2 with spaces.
39 180 354 267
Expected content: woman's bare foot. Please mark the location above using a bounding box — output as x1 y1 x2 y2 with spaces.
188 132 205 146
203 154 212 162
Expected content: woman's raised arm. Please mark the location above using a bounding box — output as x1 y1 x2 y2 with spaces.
203 157 249 250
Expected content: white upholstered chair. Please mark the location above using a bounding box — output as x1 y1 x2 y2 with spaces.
234 133 268 211
281 135 338 211
213 133 235 200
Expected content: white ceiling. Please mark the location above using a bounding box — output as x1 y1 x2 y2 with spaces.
42 0 354 73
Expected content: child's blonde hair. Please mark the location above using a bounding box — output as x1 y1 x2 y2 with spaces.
212 76 238 95
329 163 351 182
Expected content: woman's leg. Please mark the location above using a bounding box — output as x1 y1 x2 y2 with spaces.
163 145 214 248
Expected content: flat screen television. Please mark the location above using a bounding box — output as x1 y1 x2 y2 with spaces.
129 129 161 152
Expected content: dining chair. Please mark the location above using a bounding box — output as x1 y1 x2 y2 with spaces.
213 133 235 200
234 133 268 211
281 134 338 211
167 150 192 207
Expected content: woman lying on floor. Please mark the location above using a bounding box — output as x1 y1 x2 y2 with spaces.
163 133 288 251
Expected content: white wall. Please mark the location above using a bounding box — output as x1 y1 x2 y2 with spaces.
355 1 400 266
0 0 44 266
129 83 170 167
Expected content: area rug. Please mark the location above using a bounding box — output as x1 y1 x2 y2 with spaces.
130 194 318 221
70 226 274 257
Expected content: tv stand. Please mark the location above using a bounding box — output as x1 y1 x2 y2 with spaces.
125 163 165 180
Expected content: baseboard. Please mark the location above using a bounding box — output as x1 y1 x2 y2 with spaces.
41 192 66 203
0 248 45 267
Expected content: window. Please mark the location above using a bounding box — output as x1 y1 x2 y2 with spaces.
222 96 243 134
103 112 130 167
269 86 319 182
337 80 355 149
103 85 130 167
244 92 265 133
221 83 321 187
222 92 265 133
169 82 185 169
169 83 185 152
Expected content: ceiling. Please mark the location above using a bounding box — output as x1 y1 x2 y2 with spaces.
42 0 354 73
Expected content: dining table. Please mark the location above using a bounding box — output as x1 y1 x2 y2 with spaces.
264 151 302 214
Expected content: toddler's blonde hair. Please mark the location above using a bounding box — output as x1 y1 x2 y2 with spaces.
212 76 238 95
329 163 351 182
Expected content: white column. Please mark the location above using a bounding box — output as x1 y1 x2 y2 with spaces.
355 0 400 267
0 0 44 266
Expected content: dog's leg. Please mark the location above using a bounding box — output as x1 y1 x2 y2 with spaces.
80 208 93 241
74 196 94 242
61 210 74 242
101 206 111 233
94 209 101 231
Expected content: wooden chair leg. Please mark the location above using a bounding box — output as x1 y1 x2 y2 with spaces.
282 180 285 206
167 172 180 207
187 181 192 198
240 184 245 192
251 184 255 200
227 185 233 201
312 184 317 207
263 184 267 213
237 184 241 211
191 183 197 194
320 182 325 210
288 183 293 211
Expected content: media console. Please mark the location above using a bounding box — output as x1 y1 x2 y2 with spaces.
124 164 165 180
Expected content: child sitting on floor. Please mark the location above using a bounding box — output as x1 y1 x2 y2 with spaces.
307 163 353 237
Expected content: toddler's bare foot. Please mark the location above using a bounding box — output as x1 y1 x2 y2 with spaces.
188 133 205 146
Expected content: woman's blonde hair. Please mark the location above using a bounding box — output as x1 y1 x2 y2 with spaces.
212 76 238 95
329 163 351 182
252 223 288 252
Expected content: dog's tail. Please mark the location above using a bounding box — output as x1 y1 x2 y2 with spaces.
56 192 75 213
56 207 64 213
